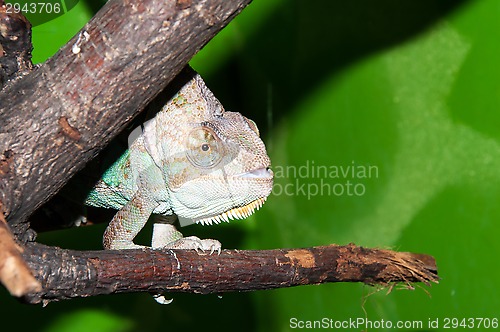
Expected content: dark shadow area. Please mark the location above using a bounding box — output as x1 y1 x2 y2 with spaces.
81 0 107 16
2 281 257 332
205 0 470 138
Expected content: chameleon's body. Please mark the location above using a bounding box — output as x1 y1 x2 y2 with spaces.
85 69 273 252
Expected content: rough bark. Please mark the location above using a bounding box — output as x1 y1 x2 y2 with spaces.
0 0 252 240
21 243 438 304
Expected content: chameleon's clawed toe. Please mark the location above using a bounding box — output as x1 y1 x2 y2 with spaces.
162 236 222 254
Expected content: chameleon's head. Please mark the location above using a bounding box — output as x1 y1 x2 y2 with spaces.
144 71 273 225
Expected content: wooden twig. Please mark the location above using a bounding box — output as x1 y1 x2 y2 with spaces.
21 242 438 304
0 206 41 297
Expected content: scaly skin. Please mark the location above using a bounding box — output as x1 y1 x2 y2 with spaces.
85 68 273 252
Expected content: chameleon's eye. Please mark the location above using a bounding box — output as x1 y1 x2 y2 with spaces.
186 127 224 168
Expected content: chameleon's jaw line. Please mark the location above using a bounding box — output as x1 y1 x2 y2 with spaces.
195 197 267 226
239 167 273 179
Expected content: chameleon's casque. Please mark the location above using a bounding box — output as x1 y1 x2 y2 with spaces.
85 68 273 252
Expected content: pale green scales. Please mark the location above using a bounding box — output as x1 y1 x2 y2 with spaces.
85 68 274 253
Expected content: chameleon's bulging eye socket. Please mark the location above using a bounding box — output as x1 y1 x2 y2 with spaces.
244 117 260 136
186 127 224 168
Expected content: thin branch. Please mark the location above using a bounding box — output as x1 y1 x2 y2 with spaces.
0 204 41 296
21 243 438 304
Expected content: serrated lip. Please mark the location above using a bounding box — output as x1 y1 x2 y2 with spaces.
195 197 267 226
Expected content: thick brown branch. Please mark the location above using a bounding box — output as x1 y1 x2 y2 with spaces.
0 0 252 239
21 243 438 304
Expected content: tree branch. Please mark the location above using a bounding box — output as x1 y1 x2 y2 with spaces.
0 0 252 239
21 243 438 304
0 205 41 296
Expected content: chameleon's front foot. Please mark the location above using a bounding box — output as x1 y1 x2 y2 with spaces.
151 223 222 254
164 236 222 254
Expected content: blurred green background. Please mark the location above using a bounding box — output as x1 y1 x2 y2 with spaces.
2 0 499 331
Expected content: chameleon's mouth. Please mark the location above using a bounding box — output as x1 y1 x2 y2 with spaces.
195 197 267 226
239 167 273 179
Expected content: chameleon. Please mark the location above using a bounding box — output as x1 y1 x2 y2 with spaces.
85 67 273 253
